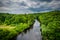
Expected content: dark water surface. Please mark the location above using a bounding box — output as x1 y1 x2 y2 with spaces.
16 20 42 40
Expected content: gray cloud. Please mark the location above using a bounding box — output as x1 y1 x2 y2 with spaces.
19 1 27 6
0 0 60 13
0 1 4 7
31 0 52 2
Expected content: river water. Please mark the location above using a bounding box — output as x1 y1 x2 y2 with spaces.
16 20 42 40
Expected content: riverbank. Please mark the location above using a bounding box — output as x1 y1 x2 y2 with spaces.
16 20 42 40
0 21 35 40
0 13 35 40
37 11 60 40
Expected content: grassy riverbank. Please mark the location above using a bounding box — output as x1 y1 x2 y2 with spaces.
0 13 35 40
37 10 60 40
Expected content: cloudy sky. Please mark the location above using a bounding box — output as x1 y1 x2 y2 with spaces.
0 0 60 13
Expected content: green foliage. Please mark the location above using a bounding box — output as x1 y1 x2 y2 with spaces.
0 10 60 40
0 13 35 40
0 28 17 40
38 11 60 40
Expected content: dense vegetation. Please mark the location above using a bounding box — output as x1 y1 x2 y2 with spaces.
37 10 60 40
0 13 35 40
0 10 60 40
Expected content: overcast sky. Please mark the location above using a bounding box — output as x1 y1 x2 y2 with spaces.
0 0 60 13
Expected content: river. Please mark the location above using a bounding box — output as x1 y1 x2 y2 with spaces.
16 20 42 40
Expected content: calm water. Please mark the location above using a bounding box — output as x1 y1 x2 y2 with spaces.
16 20 42 40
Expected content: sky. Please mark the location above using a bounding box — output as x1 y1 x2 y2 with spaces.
0 0 60 14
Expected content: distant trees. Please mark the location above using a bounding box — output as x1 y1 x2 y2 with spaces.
0 13 35 26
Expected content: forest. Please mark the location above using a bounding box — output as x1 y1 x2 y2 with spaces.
0 10 60 40
37 10 60 40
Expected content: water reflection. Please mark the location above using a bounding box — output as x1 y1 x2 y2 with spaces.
16 20 42 40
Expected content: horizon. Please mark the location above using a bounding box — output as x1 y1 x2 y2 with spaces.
0 10 52 14
0 10 60 14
